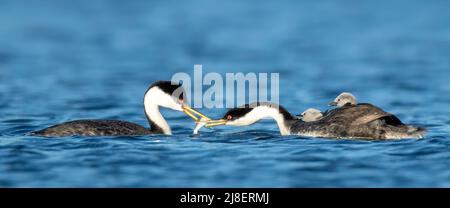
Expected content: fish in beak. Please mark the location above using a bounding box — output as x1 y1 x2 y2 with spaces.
181 105 227 130
182 105 211 122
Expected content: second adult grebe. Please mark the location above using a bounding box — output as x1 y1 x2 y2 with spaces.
204 101 426 140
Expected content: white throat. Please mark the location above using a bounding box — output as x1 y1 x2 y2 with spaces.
144 88 172 135
230 106 291 135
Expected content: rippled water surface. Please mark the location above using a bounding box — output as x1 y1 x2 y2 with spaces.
1 0 450 187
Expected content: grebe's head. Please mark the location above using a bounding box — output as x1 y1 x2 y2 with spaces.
144 81 210 123
300 108 323 122
144 81 186 111
207 102 294 127
329 92 357 107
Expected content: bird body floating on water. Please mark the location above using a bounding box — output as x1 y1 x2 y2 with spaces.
203 93 426 140
30 81 209 137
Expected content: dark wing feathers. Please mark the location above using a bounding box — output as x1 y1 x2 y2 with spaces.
31 120 152 136
321 103 393 125
290 103 407 138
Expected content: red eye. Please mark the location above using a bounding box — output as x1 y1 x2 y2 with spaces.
178 93 184 102
227 115 233 120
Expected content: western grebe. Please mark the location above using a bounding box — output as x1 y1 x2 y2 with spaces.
30 81 209 137
329 92 357 107
299 108 323 122
204 100 426 139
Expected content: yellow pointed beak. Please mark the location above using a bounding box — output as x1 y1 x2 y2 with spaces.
182 105 211 122
204 119 227 127
181 105 227 128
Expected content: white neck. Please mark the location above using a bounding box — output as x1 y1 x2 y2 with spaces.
231 106 291 135
144 88 172 135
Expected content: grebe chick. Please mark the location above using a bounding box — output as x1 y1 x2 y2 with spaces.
300 108 323 122
329 92 357 107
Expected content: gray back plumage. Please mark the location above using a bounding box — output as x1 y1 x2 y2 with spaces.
31 120 153 137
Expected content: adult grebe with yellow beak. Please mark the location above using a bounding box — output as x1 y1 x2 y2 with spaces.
30 81 209 137
202 98 426 140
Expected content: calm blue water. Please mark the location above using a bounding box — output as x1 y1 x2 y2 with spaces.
1 0 450 187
